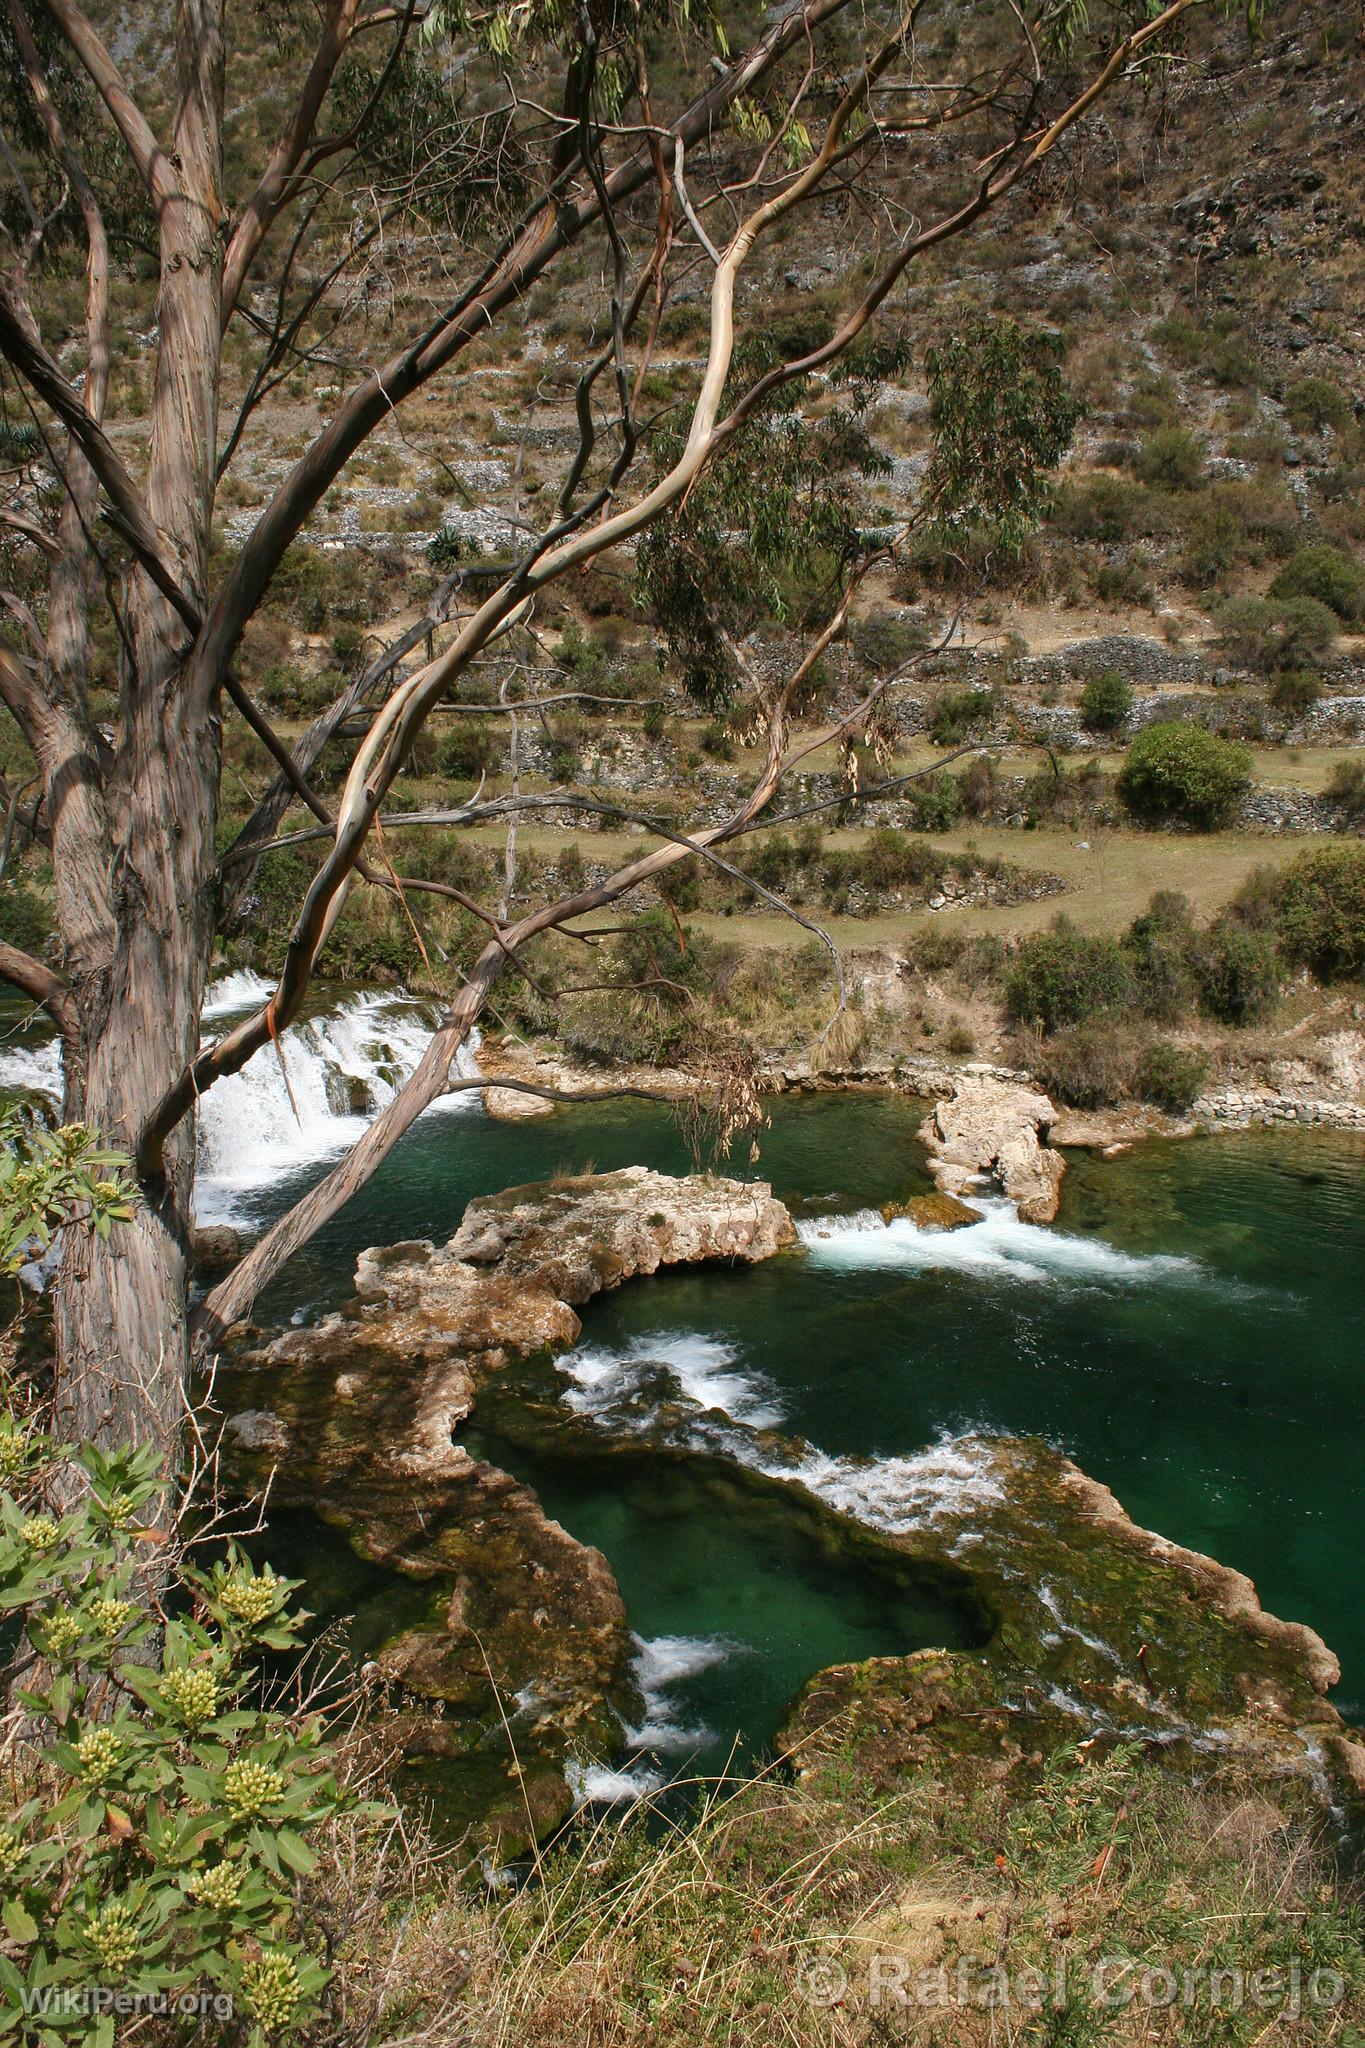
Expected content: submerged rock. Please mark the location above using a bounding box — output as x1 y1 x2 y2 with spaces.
881 1191 983 1231
920 1074 1065 1222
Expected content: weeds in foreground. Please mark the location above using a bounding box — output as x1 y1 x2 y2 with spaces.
301 1740 1364 2048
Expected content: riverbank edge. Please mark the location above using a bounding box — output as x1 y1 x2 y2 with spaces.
476 1032 1365 1146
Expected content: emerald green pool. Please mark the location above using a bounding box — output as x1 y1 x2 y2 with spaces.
245 1089 1365 1778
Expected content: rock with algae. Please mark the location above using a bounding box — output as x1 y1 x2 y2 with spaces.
777 1434 1365 1820
213 1169 797 1847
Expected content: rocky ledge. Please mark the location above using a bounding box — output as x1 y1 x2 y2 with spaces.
212 1170 795 1845
919 1074 1066 1223
777 1434 1365 1820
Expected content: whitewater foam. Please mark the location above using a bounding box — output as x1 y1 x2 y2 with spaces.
797 1198 1200 1287
0 989 481 1228
625 1633 738 1754
556 1330 784 1431
565 1758 665 1806
765 1436 1007 1533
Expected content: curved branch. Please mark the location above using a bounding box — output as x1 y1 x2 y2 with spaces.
38 0 170 200
0 940 78 1056
0 286 199 630
220 0 365 325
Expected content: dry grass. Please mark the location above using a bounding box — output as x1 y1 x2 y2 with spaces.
304 1739 1363 2048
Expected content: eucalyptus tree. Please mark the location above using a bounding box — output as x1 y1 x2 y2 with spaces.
0 0 1249 1460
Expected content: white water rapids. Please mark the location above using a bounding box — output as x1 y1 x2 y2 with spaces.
0 971 482 1227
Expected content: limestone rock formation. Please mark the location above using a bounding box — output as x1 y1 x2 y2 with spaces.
214 1169 795 1845
920 1073 1065 1222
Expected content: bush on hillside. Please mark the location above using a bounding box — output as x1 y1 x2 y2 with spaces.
1116 721 1252 829
957 753 999 817
1215 593 1338 673
1267 668 1323 715
1049 473 1142 543
1268 543 1365 622
1325 758 1365 824
1004 918 1135 1031
1135 426 1205 492
438 721 499 781
1272 842 1365 981
1124 891 1201 1021
1282 375 1354 437
1194 920 1282 1023
928 687 995 748
1037 1022 1136 1106
1135 1039 1208 1111
1078 668 1133 732
904 770 964 831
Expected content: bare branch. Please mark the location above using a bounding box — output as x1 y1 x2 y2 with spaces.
0 939 78 1052
220 0 365 325
38 0 170 200
0 287 199 630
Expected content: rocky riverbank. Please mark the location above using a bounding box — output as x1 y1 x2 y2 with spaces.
213 1169 797 1845
474 1031 1365 1217
213 1161 1364 1847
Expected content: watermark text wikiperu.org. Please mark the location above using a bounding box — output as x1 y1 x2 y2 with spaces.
17 1986 235 2021
798 1951 1347 2018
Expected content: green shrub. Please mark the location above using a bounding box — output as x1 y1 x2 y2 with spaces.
1195 921 1282 1023
1078 669 1133 733
1049 474 1141 543
905 771 963 832
1268 544 1365 623
1134 1039 1208 1111
957 754 998 817
0 1121 348 2034
1282 375 1353 437
1116 721 1252 829
1135 426 1205 492
1273 842 1365 981
437 721 499 781
849 613 931 671
1325 758 1365 824
1125 891 1200 1022
1267 668 1323 715
1179 504 1242 587
1216 593 1339 674
928 688 994 748
1004 917 1135 1031
1092 555 1154 608
1037 1022 1136 1107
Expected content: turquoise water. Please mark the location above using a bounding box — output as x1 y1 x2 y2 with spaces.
240 1090 1365 1774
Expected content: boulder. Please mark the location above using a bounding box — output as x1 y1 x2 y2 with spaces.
191 1223 243 1273
920 1074 1065 1222
881 1192 983 1231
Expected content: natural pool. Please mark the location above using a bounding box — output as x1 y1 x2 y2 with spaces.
240 1083 1365 1778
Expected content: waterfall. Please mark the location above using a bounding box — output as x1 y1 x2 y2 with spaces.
0 975 482 1228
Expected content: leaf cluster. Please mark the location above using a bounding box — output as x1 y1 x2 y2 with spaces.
0 1430 354 2047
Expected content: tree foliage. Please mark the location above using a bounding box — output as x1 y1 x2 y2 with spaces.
923 316 1083 554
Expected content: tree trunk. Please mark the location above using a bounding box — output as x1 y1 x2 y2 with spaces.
53 725 218 1456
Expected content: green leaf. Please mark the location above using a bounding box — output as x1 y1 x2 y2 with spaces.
275 1828 317 1876
3 1901 39 1944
